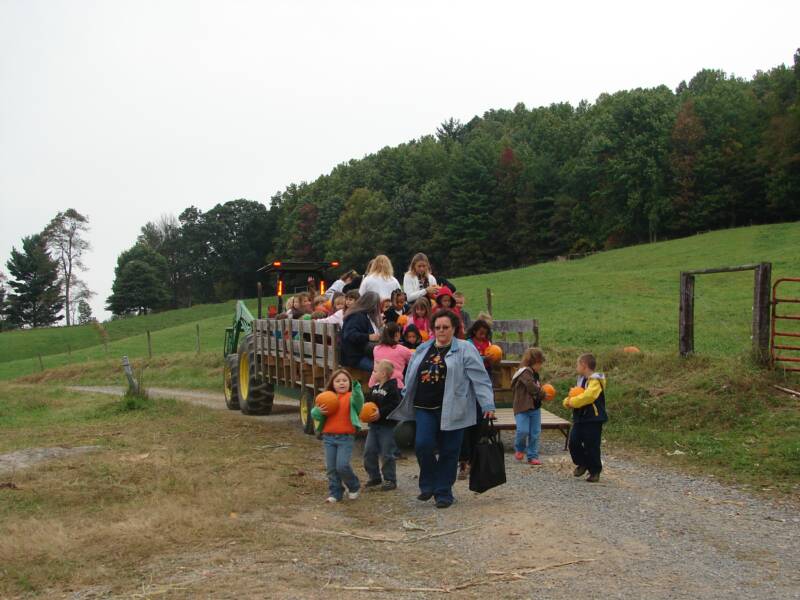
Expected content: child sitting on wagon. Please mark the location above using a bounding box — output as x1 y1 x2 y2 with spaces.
405 297 432 341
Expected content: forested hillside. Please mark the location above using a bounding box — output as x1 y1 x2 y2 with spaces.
109 53 800 314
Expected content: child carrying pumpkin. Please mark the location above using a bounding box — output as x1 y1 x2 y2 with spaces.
562 353 608 483
310 369 365 503
383 289 409 324
467 315 494 372
363 360 402 491
512 347 546 465
401 324 422 350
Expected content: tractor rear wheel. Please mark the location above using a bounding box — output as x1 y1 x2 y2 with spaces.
223 354 240 410
237 334 274 415
299 388 316 434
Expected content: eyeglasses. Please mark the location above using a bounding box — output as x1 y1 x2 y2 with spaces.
434 325 452 331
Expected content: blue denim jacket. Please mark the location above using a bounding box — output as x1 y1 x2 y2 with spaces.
388 337 495 431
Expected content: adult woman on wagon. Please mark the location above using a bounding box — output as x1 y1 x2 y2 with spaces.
359 255 401 302
403 253 440 303
389 309 495 508
340 291 383 372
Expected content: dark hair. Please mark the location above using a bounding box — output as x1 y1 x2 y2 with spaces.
578 353 597 370
430 309 460 334
467 319 492 340
341 269 359 281
344 291 382 324
345 289 360 300
380 322 401 346
391 288 406 304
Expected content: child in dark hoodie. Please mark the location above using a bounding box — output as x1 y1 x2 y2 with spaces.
512 347 546 465
401 324 422 350
363 360 402 491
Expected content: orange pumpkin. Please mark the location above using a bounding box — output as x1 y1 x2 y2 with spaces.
484 344 503 364
623 346 641 354
359 401 380 423
397 314 409 327
568 386 585 398
541 383 556 402
315 391 339 415
419 329 430 341
323 300 332 312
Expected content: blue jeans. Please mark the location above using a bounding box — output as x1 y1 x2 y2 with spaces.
514 409 541 460
415 408 465 504
355 355 374 372
323 434 360 500
363 422 398 483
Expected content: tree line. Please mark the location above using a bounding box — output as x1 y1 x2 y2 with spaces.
1 209 93 330
7 54 797 322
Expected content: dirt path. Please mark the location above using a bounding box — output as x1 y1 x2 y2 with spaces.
62 386 800 599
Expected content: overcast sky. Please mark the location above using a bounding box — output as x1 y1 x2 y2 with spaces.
1 0 798 321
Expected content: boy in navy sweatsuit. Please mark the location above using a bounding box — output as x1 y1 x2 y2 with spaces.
563 353 608 482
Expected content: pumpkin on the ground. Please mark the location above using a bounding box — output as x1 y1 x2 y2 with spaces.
623 346 641 354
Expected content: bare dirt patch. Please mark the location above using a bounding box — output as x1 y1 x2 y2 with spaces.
0 445 102 475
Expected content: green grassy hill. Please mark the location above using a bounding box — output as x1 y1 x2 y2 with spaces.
2 222 799 380
456 221 800 356
0 300 250 365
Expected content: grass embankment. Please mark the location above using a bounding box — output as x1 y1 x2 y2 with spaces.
0 299 263 381
0 383 330 597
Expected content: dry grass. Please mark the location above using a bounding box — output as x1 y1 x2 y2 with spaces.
0 384 326 597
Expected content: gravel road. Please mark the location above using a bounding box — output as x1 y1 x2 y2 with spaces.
64 385 800 599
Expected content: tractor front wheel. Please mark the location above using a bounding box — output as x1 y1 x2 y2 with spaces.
237 334 274 415
223 354 240 410
299 389 316 434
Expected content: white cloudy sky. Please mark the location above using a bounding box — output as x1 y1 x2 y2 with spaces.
1 0 798 320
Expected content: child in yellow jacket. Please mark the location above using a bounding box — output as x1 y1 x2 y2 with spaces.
562 353 607 482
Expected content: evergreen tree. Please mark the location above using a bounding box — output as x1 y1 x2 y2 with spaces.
5 234 63 327
77 299 94 324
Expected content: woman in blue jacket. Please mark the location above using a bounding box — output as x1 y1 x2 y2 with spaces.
340 291 382 372
389 309 495 508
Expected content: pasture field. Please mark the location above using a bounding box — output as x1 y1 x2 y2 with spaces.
3 222 800 382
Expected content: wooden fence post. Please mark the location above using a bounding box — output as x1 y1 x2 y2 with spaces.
121 355 139 394
257 282 263 320
486 288 493 316
146 330 152 359
195 323 201 354
679 272 695 357
38 354 44 371
752 262 772 364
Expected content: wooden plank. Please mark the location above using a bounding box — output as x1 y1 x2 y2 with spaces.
493 319 537 333
310 319 318 387
752 262 772 364
679 272 695 357
492 408 570 430
496 341 533 356
683 264 761 276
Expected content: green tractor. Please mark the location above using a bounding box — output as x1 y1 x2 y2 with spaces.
222 300 275 415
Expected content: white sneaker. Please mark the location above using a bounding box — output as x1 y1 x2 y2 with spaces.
325 496 338 503
347 490 360 500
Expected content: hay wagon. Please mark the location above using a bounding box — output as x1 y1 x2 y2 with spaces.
223 302 570 446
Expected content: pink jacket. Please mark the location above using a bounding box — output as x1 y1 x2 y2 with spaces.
369 343 415 389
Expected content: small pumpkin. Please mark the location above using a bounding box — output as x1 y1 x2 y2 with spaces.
315 391 339 415
541 383 556 402
359 401 380 423
419 329 430 341
623 346 641 354
484 344 503 364
397 314 409 327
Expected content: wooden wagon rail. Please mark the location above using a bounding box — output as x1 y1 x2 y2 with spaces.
247 317 570 446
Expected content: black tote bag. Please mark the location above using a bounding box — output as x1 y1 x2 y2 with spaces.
469 419 506 493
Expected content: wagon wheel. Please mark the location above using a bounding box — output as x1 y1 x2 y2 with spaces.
237 334 274 415
299 388 316 435
223 354 240 410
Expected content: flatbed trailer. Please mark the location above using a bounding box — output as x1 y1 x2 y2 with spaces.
229 316 569 445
